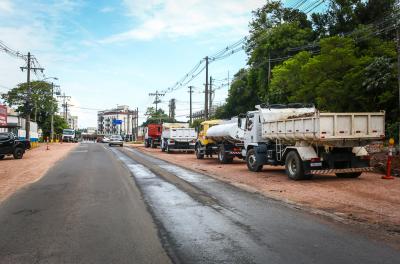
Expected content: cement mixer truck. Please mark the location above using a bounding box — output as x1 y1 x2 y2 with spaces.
242 103 385 180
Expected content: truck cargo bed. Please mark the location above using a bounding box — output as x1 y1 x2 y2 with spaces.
262 112 385 143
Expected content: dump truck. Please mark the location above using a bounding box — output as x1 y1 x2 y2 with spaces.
242 103 385 180
62 128 77 142
160 123 197 153
144 124 162 148
204 116 248 163
195 119 222 159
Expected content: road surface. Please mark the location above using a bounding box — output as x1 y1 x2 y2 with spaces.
0 142 399 263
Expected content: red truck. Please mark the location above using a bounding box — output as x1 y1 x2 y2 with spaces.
144 124 162 148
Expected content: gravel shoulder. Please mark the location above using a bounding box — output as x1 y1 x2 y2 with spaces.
0 142 77 202
131 144 400 243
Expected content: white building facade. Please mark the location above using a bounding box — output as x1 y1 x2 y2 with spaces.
97 105 138 139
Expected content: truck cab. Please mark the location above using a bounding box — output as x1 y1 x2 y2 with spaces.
144 124 162 148
195 120 222 159
62 129 76 142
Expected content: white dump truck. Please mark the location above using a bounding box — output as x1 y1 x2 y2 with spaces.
242 103 385 180
204 116 248 163
62 128 77 142
161 123 197 153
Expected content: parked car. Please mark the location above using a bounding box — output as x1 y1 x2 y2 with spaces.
109 135 123 147
0 132 31 160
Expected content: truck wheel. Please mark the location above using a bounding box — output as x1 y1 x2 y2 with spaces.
218 146 233 164
336 172 362 178
246 149 263 172
13 148 24 159
195 145 204 159
285 151 307 180
0 155 4 160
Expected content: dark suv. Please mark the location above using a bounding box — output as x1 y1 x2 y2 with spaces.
0 132 31 160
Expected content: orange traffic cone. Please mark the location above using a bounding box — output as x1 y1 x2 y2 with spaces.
382 138 395 180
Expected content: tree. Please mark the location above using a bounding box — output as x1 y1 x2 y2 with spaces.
41 115 69 138
142 107 174 126
1 81 57 130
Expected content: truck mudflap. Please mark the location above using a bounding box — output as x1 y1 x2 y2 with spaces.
254 145 268 166
309 167 375 174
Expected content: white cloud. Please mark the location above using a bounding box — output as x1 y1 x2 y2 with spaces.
100 6 115 13
0 0 13 13
101 0 264 43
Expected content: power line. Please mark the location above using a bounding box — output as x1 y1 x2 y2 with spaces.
0 40 27 61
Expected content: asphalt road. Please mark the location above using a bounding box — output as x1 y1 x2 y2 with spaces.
0 142 399 264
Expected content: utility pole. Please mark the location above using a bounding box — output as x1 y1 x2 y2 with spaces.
188 86 193 125
209 76 213 115
396 25 400 148
149 90 165 114
204 56 209 120
136 107 139 141
57 93 71 122
170 98 176 120
50 82 60 142
20 52 44 139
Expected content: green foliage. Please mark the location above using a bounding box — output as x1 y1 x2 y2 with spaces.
40 115 69 138
1 81 59 131
217 0 399 138
142 107 175 126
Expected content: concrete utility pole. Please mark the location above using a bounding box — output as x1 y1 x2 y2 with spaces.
396 25 400 148
20 52 44 139
57 93 71 121
50 82 60 142
168 98 176 120
209 76 213 115
204 56 209 120
188 86 193 125
149 90 165 114
136 107 139 141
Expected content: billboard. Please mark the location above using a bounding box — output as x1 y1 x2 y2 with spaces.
0 105 7 126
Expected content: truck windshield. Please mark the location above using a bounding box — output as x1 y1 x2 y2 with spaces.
63 130 75 135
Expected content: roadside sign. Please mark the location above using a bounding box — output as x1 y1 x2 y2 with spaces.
0 105 7 126
113 119 123 125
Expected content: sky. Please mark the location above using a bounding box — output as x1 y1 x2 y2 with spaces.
0 0 294 128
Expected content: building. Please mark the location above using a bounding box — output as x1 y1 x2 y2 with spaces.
68 115 78 130
0 105 39 141
97 105 138 139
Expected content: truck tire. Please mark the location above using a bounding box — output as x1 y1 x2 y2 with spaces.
0 155 4 160
13 147 24 159
336 172 362 178
218 145 233 164
285 151 308 180
195 145 204 159
246 149 263 172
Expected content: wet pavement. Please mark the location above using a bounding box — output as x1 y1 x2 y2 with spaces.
110 146 400 264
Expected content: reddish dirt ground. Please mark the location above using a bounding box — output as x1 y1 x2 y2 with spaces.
0 143 77 202
131 144 400 240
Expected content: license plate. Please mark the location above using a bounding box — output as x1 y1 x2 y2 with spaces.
310 162 322 167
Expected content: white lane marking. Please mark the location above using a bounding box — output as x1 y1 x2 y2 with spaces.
159 164 215 183
71 150 88 153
